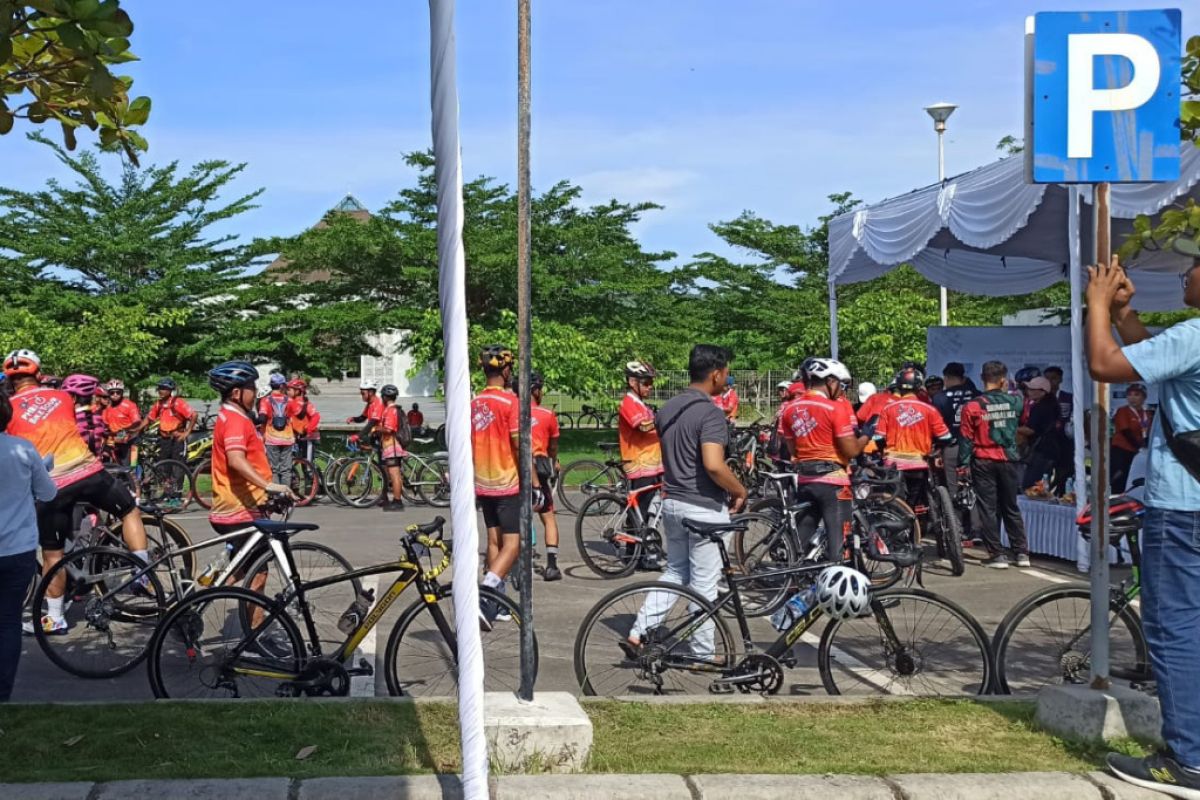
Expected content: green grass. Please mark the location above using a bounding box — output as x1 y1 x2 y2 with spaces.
0 699 1148 783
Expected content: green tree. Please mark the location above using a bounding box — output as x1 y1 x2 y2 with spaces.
0 136 265 386
1 0 149 161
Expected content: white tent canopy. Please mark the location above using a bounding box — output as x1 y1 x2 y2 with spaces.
828 144 1200 310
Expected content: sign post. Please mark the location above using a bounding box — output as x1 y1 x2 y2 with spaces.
1026 9 1181 688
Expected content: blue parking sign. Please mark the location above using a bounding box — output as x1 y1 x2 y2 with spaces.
1028 9 1181 183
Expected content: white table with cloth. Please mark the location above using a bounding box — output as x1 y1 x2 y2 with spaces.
1001 496 1129 571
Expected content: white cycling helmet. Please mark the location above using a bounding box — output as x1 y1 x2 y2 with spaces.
814 566 871 619
857 381 877 404
805 358 851 383
359 379 378 391
776 380 791 390
624 360 657 380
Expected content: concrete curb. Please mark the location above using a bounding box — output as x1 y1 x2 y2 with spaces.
0 771 1152 800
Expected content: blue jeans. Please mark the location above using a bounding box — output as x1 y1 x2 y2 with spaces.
632 499 729 658
1141 507 1200 768
0 550 36 702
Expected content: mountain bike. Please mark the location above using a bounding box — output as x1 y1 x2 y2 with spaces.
557 443 630 515
991 489 1150 694
31 497 353 680
574 481 669 577
146 516 535 699
574 514 993 697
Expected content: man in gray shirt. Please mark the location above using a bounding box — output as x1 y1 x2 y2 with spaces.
629 345 747 658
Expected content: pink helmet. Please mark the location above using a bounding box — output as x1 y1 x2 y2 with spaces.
62 374 100 397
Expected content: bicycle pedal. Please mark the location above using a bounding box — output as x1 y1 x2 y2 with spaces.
354 657 374 676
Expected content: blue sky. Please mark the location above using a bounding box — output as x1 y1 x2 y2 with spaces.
2 0 1191 264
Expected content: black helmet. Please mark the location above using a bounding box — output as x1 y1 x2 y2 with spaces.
208 361 259 394
480 345 514 371
893 367 924 393
1014 366 1041 384
380 384 400 400
157 377 176 391
513 371 544 396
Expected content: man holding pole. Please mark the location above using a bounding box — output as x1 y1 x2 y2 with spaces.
1087 253 1200 797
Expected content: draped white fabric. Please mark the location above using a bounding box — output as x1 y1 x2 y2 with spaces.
828 144 1200 311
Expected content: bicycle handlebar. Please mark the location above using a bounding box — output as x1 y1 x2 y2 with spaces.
404 518 450 579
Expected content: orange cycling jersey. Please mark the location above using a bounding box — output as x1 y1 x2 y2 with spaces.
9 386 104 489
209 403 271 525
102 398 141 433
531 402 560 457
875 396 950 470
619 393 663 479
379 404 407 460
148 397 195 434
472 387 519 496
778 390 855 485
856 390 895 425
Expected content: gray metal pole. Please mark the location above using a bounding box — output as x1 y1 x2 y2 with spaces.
515 0 535 702
1089 182 1112 689
828 280 839 360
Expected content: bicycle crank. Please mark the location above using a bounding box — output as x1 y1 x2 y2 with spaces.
710 654 784 696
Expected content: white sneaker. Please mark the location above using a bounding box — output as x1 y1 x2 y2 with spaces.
1015 554 1032 568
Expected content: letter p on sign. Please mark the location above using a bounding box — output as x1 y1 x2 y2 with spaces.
1028 9 1181 184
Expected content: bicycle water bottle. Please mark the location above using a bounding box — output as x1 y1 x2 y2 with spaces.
197 543 235 587
337 587 376 635
769 586 818 632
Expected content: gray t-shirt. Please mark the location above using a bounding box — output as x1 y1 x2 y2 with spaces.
656 387 729 511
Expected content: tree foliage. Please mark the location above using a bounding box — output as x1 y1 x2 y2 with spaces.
1 0 149 161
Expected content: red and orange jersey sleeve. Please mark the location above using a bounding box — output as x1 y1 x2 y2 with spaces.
209 407 270 525
618 394 663 479
9 387 104 489
367 397 385 423
471 388 519 496
530 404 558 457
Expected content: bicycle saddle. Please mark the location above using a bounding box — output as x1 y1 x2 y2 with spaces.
136 500 166 517
251 519 320 536
598 442 620 451
683 518 749 540
873 518 910 535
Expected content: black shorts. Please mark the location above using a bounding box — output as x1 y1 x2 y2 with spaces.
210 520 259 554
478 494 520 534
382 457 403 469
37 469 138 550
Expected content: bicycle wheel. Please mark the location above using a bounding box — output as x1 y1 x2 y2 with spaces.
241 542 361 654
383 586 532 697
575 580 735 696
33 547 166 679
290 457 320 507
190 459 213 510
857 501 918 590
931 486 965 577
992 584 1149 695
323 457 353 506
557 459 618 515
106 513 197 588
575 493 641 578
141 459 192 512
147 586 306 699
818 588 993 696
332 457 386 508
731 512 798 617
424 456 451 508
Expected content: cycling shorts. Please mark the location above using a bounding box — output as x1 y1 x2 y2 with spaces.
382 456 404 469
37 470 138 550
478 494 520 534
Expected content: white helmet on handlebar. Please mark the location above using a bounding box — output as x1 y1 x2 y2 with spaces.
814 566 870 619
804 358 851 383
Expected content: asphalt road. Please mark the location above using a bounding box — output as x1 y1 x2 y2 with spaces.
10 499 1111 702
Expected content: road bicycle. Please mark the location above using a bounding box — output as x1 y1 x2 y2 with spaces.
991 487 1150 694
556 442 630 515
324 439 450 508
146 516 535 699
31 497 353 680
574 481 670 577
725 423 772 498
572 404 612 430
894 453 965 577
574 513 993 697
191 451 319 509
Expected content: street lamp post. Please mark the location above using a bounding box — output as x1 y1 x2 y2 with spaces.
924 101 957 327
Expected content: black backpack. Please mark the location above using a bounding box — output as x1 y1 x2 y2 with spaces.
268 395 289 431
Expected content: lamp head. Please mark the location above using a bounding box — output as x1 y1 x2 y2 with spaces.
924 102 957 133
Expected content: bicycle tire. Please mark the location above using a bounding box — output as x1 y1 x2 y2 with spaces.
331 457 386 508
932 486 965 576
575 493 642 578
383 586 534 697
290 457 320 507
322 456 354 506
574 580 736 696
731 512 798 617
190 458 213 510
33 546 166 679
557 458 618 515
818 587 993 696
991 584 1149 695
857 500 919 591
240 541 361 653
425 456 451 508
147 586 306 699
142 459 193 512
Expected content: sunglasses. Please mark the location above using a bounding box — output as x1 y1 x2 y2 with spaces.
1182 265 1200 290
639 379 654 387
